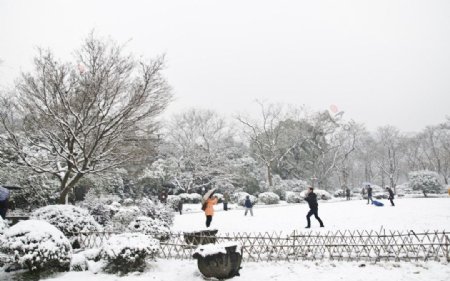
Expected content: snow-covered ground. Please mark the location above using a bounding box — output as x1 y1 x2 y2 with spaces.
1 197 449 281
31 259 448 281
175 197 450 233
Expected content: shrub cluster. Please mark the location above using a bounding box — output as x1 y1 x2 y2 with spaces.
0 220 72 272
257 192 280 204
101 233 159 274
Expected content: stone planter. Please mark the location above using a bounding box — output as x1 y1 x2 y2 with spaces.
193 242 242 279
183 229 218 245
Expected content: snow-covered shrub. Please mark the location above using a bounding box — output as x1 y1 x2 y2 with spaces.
262 176 309 200
101 233 159 274
178 193 202 203
122 198 135 206
409 170 443 197
31 205 102 245
258 192 280 205
232 192 257 206
81 191 122 226
111 206 142 231
299 189 332 200
128 216 171 241
189 193 202 203
167 195 181 210
70 252 88 271
285 191 302 203
0 220 72 272
138 198 174 227
0 216 7 234
178 193 190 203
69 248 102 272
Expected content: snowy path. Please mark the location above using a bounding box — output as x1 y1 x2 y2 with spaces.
174 198 450 233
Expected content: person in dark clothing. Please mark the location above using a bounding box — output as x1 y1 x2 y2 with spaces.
0 185 10 219
178 200 183 215
386 186 395 206
366 185 373 204
304 187 324 228
244 195 253 216
345 188 351 200
223 192 230 211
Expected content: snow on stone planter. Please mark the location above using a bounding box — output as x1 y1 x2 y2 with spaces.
101 232 159 274
258 192 280 204
193 242 242 279
184 229 218 245
0 220 72 272
128 216 171 241
31 205 102 248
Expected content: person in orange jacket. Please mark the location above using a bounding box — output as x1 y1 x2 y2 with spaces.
204 194 218 227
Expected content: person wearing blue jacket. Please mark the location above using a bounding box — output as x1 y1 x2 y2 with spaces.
244 195 253 216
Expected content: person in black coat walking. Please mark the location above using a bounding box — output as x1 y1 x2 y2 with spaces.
386 186 395 206
366 185 373 205
304 187 324 228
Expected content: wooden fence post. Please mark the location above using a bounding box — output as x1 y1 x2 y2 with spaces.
445 233 449 262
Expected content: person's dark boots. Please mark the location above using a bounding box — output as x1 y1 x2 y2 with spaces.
305 226 310 228
320 225 324 228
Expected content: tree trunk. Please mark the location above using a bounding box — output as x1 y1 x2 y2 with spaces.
267 164 273 187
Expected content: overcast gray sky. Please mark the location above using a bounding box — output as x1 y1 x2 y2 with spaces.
1 0 449 132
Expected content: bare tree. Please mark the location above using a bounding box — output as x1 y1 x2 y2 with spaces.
335 121 365 191
236 102 306 187
164 108 237 192
376 126 404 193
0 34 172 203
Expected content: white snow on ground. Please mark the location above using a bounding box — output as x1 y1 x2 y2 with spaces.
174 198 450 233
1 197 449 280
21 259 450 281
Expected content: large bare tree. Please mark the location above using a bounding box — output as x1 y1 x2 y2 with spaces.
0 34 172 203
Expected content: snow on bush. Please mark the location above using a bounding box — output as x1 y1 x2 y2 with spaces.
31 205 102 245
81 192 122 226
0 220 72 272
258 192 280 205
299 189 332 200
167 195 181 210
232 192 257 206
138 198 174 227
285 191 303 203
409 170 443 197
178 193 202 203
111 206 142 231
128 216 171 241
101 232 159 274
0 216 7 234
268 176 309 200
70 248 102 272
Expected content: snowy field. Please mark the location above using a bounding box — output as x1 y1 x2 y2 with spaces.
174 197 450 233
2 197 450 281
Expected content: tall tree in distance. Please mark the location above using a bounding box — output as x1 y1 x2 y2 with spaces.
0 33 172 203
